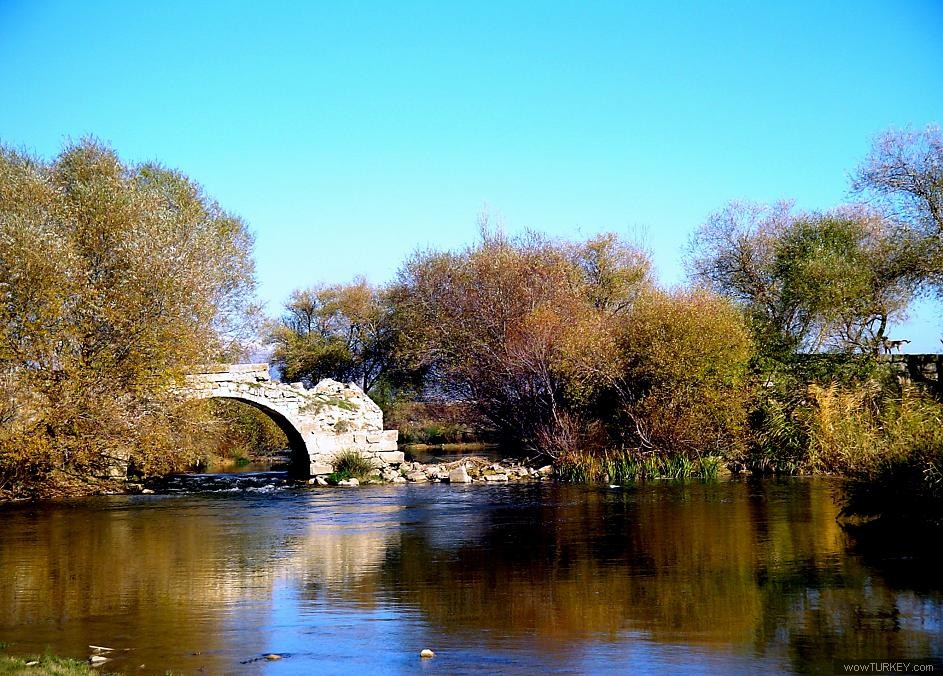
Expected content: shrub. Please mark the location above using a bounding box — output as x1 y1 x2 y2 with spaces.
327 449 376 484
613 288 754 455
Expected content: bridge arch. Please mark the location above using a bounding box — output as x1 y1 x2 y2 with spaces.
211 395 310 473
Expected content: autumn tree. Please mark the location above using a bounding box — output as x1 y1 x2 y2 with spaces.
395 230 656 453
270 278 413 394
0 140 257 496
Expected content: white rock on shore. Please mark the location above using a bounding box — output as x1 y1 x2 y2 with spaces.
448 465 472 483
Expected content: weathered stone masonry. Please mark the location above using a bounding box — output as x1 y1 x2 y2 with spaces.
885 354 943 398
184 364 403 476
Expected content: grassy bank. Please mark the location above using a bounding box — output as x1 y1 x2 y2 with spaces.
0 653 103 675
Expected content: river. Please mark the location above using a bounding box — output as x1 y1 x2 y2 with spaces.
0 477 940 674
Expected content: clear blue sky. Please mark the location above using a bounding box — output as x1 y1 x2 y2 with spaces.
1 1 942 348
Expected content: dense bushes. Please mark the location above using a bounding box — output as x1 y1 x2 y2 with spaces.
392 230 756 460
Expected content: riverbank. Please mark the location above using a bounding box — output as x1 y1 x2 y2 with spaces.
0 653 99 675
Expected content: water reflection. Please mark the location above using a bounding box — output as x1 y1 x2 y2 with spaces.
0 479 940 674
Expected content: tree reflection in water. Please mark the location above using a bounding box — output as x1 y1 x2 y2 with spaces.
0 480 939 674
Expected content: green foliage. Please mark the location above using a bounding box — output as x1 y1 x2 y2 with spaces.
386 401 481 444
299 394 358 414
270 279 422 396
688 203 913 356
326 449 376 484
0 139 257 497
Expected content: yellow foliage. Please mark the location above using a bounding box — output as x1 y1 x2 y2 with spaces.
0 140 256 497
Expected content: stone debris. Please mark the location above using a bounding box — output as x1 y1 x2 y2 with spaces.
301 452 549 488
420 649 435 658
448 464 472 483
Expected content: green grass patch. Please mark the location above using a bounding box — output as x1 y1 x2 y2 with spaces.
555 450 726 484
0 653 103 675
326 449 375 484
300 395 359 415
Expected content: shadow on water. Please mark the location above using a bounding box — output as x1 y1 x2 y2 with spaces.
0 478 940 674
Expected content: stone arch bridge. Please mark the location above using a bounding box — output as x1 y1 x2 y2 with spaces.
184 364 402 476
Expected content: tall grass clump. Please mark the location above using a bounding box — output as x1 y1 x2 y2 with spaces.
806 382 943 526
327 449 376 484
555 449 725 483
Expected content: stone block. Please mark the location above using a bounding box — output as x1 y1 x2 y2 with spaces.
448 465 471 483
309 433 340 455
310 462 333 475
377 438 399 452
377 451 405 465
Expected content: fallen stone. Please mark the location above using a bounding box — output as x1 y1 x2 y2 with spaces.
420 649 435 658
484 473 509 482
448 465 472 483
265 654 282 661
406 471 428 483
338 478 360 487
315 476 329 486
141 488 155 494
392 476 408 484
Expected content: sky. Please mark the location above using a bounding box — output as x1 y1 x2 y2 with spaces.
1 0 942 349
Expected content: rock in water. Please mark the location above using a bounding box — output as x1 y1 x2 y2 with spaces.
337 478 360 487
448 465 471 483
420 648 435 658
264 653 282 661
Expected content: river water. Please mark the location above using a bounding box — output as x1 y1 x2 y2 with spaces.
1 477 940 674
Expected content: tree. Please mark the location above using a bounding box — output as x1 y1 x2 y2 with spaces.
687 202 914 356
270 278 408 394
852 124 943 292
0 139 257 496
395 230 653 454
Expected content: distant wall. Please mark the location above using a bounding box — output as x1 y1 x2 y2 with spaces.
883 354 943 397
